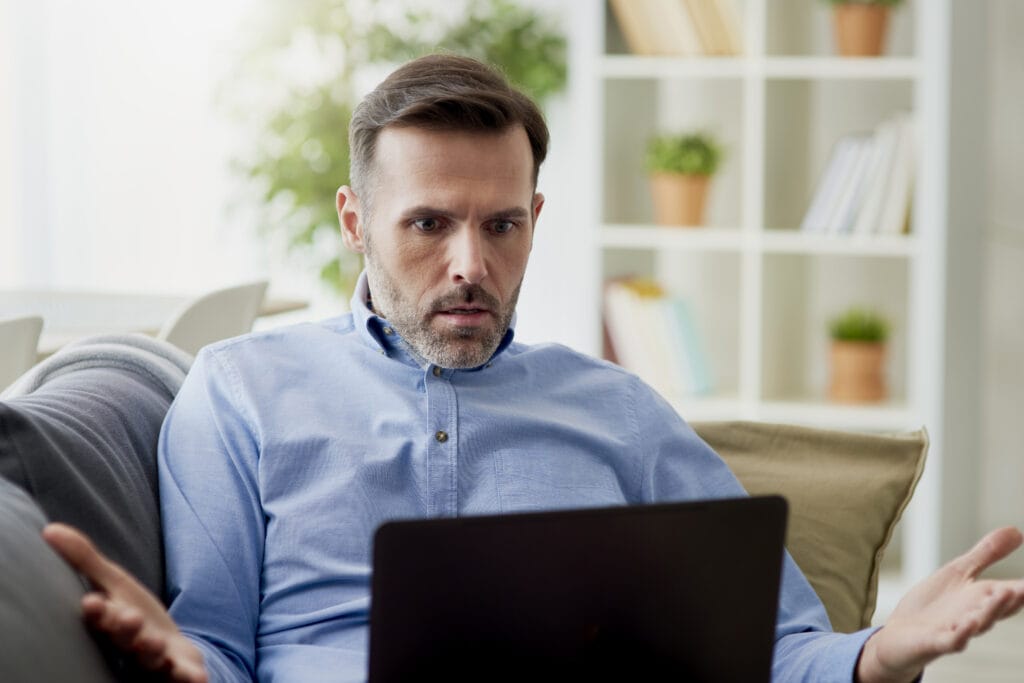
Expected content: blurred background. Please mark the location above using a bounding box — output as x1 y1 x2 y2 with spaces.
1 0 1022 635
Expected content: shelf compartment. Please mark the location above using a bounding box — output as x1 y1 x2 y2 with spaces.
603 79 744 227
764 79 913 233
602 250 742 401
760 253 909 408
765 0 916 59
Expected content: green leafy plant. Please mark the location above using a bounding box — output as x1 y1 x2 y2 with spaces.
818 0 905 6
645 133 722 176
829 307 889 343
225 0 567 298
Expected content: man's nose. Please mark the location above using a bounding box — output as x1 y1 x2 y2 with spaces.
448 227 488 285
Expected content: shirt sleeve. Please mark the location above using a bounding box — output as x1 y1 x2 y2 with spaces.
158 347 264 683
629 377 871 682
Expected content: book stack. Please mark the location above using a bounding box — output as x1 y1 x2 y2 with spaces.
604 278 714 400
609 0 743 57
799 113 915 236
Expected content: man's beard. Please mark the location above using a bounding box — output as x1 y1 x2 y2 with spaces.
366 260 519 369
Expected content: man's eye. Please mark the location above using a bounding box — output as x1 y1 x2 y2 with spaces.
413 218 442 233
491 220 516 235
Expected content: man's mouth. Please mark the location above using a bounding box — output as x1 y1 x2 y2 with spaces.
436 305 492 324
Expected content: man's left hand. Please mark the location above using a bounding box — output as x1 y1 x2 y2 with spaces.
856 526 1024 683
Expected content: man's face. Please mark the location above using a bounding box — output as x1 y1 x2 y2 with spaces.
337 125 544 368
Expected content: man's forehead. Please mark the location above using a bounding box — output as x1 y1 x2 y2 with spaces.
372 125 535 196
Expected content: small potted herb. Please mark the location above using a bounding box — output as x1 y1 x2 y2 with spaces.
645 132 722 227
820 0 907 57
828 307 889 403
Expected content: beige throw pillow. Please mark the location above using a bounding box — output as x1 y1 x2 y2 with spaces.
692 420 928 633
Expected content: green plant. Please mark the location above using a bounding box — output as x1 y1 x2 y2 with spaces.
818 0 905 6
225 0 567 298
829 307 889 343
645 133 722 176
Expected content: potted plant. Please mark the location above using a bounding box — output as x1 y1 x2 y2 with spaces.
828 307 889 403
820 0 906 57
645 132 722 227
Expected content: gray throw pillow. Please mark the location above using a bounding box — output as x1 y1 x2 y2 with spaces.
0 365 173 597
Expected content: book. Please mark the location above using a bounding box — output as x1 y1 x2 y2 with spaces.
610 0 658 55
665 296 714 395
650 0 703 56
800 136 860 234
851 118 899 235
713 0 744 55
604 279 714 399
825 134 874 235
684 0 723 55
604 280 665 393
876 115 915 235
699 0 735 56
638 288 689 399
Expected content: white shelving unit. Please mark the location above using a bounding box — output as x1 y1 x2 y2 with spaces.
571 0 951 606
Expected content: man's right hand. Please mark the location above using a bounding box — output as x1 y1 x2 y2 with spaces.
42 523 209 683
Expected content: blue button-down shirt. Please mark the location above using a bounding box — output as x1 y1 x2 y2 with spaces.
158 272 874 682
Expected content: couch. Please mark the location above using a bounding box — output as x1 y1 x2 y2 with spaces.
0 335 927 681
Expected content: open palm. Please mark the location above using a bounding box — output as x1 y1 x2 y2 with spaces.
858 526 1024 683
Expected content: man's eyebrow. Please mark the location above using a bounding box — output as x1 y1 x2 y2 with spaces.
399 206 532 221
400 205 456 220
483 207 531 221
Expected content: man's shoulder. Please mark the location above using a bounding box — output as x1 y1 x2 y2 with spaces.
197 313 358 369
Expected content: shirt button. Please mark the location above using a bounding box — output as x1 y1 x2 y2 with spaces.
432 366 442 377
435 430 449 443
383 326 394 335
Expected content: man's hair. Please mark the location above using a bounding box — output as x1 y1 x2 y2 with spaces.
348 54 550 209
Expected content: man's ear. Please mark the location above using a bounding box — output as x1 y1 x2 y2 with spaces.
532 192 545 224
337 186 366 254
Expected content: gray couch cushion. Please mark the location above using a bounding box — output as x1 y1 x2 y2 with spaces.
0 477 117 683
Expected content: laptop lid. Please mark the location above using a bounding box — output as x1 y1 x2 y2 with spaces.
369 495 787 683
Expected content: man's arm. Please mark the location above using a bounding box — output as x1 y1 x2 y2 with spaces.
43 523 208 683
856 526 1024 683
157 346 266 682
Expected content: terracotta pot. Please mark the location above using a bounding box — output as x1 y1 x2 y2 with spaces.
829 340 886 403
833 3 890 57
649 172 710 227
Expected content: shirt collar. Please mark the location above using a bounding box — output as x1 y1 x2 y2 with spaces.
348 270 517 370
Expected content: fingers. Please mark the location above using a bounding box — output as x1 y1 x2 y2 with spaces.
82 592 145 649
81 591 185 675
955 526 1024 578
42 523 128 590
940 581 1024 651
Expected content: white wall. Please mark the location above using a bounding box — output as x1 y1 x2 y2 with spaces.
4 0 278 294
0 0 16 286
980 0 1024 575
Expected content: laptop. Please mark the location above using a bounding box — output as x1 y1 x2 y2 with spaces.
369 495 787 683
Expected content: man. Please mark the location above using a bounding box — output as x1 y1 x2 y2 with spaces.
45 54 1024 683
